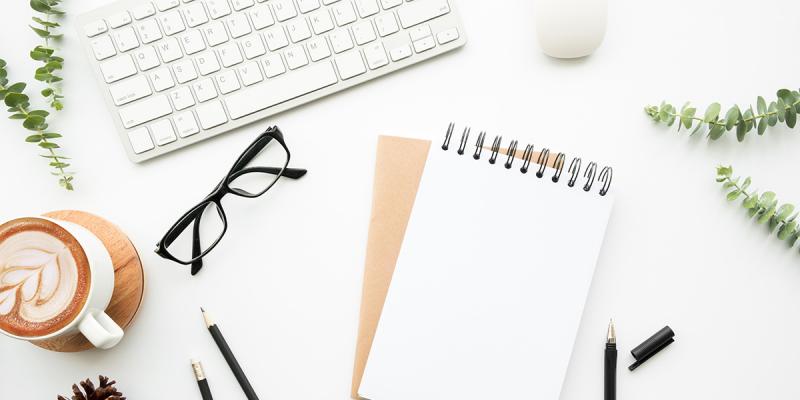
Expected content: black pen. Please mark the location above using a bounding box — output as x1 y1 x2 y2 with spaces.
192 359 213 400
202 308 260 400
605 319 617 400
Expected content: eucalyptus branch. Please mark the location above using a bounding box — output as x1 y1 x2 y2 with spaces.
646 89 800 142
30 0 65 110
717 166 799 250
0 60 73 190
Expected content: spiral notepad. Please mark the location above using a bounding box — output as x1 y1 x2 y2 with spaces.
359 125 615 399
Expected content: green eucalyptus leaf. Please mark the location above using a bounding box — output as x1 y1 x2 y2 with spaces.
742 177 752 190
777 204 796 220
757 96 767 114
759 205 777 224
727 189 742 201
777 98 786 122
778 221 798 240
4 92 29 107
30 26 50 38
23 115 46 130
25 134 42 142
28 110 49 117
709 124 725 140
725 106 740 131
9 113 26 120
757 117 767 135
777 88 794 104
743 195 759 209
787 106 797 128
704 103 721 123
38 141 59 149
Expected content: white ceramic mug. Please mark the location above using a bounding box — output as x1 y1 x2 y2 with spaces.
0 217 124 349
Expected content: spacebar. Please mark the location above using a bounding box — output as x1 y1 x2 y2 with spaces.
224 61 339 120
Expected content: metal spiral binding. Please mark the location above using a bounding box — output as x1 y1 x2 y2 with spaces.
442 122 455 150
488 136 502 164
441 124 614 195
520 144 534 173
504 140 518 169
598 166 613 196
551 153 566 183
473 131 486 160
457 127 470 155
583 162 598 192
535 148 550 178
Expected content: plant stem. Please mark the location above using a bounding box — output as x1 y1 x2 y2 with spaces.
648 99 800 126
722 176 753 200
15 104 72 190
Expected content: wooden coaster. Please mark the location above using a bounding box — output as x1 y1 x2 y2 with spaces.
31 210 145 352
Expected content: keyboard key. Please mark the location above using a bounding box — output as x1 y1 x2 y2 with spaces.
309 10 334 35
241 34 266 59
354 0 379 18
109 75 152 105
174 111 200 137
196 100 228 129
173 59 199 83
136 19 163 44
363 42 388 69
271 0 297 22
169 86 196 110
374 13 399 37
192 78 217 101
334 50 366 79
263 27 289 50
100 54 137 83
408 25 431 41
132 2 157 19
397 0 450 28
150 68 176 91
157 37 183 62
231 0 255 11
322 0 341 4
331 1 357 26
180 30 207 54
215 70 241 93
389 44 411 61
413 36 435 53
287 19 312 42
183 2 210 27
380 0 401 9
217 42 243 67
261 54 286 77
226 13 252 38
84 20 107 37
436 27 459 44
205 0 232 19
195 52 222 75
119 95 172 128
91 36 116 60
284 46 308 69
128 127 154 153
238 62 263 85
108 12 132 28
249 4 275 29
134 46 161 70
202 21 229 46
306 37 331 61
329 29 353 53
112 26 140 52
151 119 177 145
155 0 180 11
224 60 337 119
296 0 320 13
160 11 187 35
352 21 376 45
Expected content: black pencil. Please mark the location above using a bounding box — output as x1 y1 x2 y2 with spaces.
201 308 260 400
604 319 617 400
191 359 213 400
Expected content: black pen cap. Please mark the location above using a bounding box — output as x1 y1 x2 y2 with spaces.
628 326 674 371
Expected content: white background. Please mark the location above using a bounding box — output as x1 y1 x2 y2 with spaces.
2 0 800 398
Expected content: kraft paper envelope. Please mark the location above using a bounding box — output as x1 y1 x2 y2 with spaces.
351 135 556 399
351 135 432 399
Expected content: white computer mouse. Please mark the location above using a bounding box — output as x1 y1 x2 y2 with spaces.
534 0 608 58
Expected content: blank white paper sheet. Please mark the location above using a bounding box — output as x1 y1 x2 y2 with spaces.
360 145 614 399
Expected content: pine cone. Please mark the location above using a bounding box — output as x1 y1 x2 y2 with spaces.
57 375 126 400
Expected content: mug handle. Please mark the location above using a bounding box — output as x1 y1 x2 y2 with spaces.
78 310 124 349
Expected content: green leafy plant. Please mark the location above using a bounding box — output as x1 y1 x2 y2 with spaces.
646 89 800 142
30 0 66 110
0 0 73 190
717 166 799 250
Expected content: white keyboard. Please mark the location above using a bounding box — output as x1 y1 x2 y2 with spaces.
78 0 466 162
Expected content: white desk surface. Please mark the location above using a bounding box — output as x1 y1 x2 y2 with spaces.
2 0 800 398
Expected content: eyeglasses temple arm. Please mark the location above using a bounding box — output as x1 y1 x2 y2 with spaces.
190 216 204 275
229 166 308 180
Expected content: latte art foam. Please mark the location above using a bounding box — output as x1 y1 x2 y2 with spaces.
0 219 91 337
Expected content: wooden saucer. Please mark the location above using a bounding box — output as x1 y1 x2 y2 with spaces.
31 210 145 352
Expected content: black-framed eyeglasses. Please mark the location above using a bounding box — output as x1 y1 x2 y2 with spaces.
155 126 307 275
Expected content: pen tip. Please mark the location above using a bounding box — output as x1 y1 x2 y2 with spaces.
200 307 205 313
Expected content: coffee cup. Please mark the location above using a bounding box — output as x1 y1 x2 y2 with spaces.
0 217 123 349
